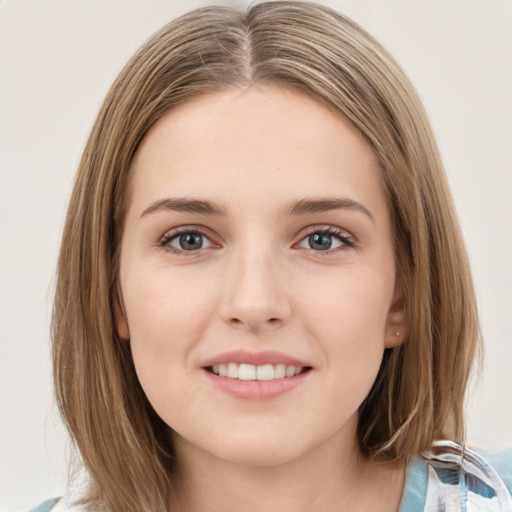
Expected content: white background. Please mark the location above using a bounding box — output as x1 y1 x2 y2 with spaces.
1 0 511 510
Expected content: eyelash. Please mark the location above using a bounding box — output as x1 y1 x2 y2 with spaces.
158 225 355 255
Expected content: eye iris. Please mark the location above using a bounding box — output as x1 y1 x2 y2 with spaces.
179 233 203 250
309 233 332 250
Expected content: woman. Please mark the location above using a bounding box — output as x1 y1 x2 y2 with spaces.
33 2 511 511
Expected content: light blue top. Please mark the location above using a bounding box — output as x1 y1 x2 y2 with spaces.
30 443 512 512
398 442 512 511
27 499 60 512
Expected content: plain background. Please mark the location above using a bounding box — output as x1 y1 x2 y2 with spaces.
1 0 511 510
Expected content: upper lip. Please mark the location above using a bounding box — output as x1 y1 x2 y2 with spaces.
201 349 311 368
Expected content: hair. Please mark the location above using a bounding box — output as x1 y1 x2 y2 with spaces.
52 1 481 510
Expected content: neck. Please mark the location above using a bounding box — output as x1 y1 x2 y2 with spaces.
169 426 405 512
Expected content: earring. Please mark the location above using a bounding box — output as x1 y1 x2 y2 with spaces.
395 330 400 336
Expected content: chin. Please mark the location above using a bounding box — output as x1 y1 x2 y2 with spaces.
213 445 303 468
179 429 308 469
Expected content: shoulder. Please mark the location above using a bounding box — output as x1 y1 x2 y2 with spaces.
27 499 60 512
479 445 512 497
400 440 512 512
27 497 87 512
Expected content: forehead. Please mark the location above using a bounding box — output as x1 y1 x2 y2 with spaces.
127 85 386 219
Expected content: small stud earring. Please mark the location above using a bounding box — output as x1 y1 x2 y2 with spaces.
395 330 400 336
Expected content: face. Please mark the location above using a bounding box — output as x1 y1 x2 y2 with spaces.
117 86 407 468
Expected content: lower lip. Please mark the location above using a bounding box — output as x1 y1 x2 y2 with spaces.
203 369 311 400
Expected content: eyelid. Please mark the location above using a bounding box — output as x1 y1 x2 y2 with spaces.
300 224 352 237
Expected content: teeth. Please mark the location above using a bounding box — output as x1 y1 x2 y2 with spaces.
256 364 274 381
227 363 238 378
210 363 304 380
275 363 286 379
239 364 256 380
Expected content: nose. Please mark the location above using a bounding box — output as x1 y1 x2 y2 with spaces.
217 246 292 332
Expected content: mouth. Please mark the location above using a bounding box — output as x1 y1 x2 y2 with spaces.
206 363 312 381
200 350 313 399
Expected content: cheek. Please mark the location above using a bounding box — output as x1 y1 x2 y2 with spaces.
125 263 214 328
122 267 217 381
302 269 392 339
301 270 392 384
123 271 221 428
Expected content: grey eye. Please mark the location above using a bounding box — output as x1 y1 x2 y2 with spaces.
308 233 333 250
296 229 350 252
166 231 213 251
178 233 203 250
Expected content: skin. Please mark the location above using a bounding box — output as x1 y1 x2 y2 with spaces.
117 85 408 511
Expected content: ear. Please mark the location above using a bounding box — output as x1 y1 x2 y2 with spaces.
114 283 130 341
384 273 409 348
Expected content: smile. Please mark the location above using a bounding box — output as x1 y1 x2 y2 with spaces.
201 350 313 399
209 363 307 380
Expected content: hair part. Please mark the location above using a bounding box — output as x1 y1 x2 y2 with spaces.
52 2 481 510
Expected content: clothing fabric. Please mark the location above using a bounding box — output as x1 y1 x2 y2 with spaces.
399 440 512 511
27 500 59 512
29 441 512 512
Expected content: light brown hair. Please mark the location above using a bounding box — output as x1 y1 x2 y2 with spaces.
52 2 480 510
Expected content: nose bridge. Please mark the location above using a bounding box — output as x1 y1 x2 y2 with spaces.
219 238 290 330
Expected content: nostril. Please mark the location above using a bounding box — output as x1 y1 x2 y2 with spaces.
224 315 284 330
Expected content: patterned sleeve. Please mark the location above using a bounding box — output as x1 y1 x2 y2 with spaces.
483 447 512 497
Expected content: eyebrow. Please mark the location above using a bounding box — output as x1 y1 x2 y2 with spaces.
141 198 227 217
286 197 374 222
140 196 374 221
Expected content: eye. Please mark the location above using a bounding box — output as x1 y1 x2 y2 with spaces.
160 230 215 253
296 227 353 252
